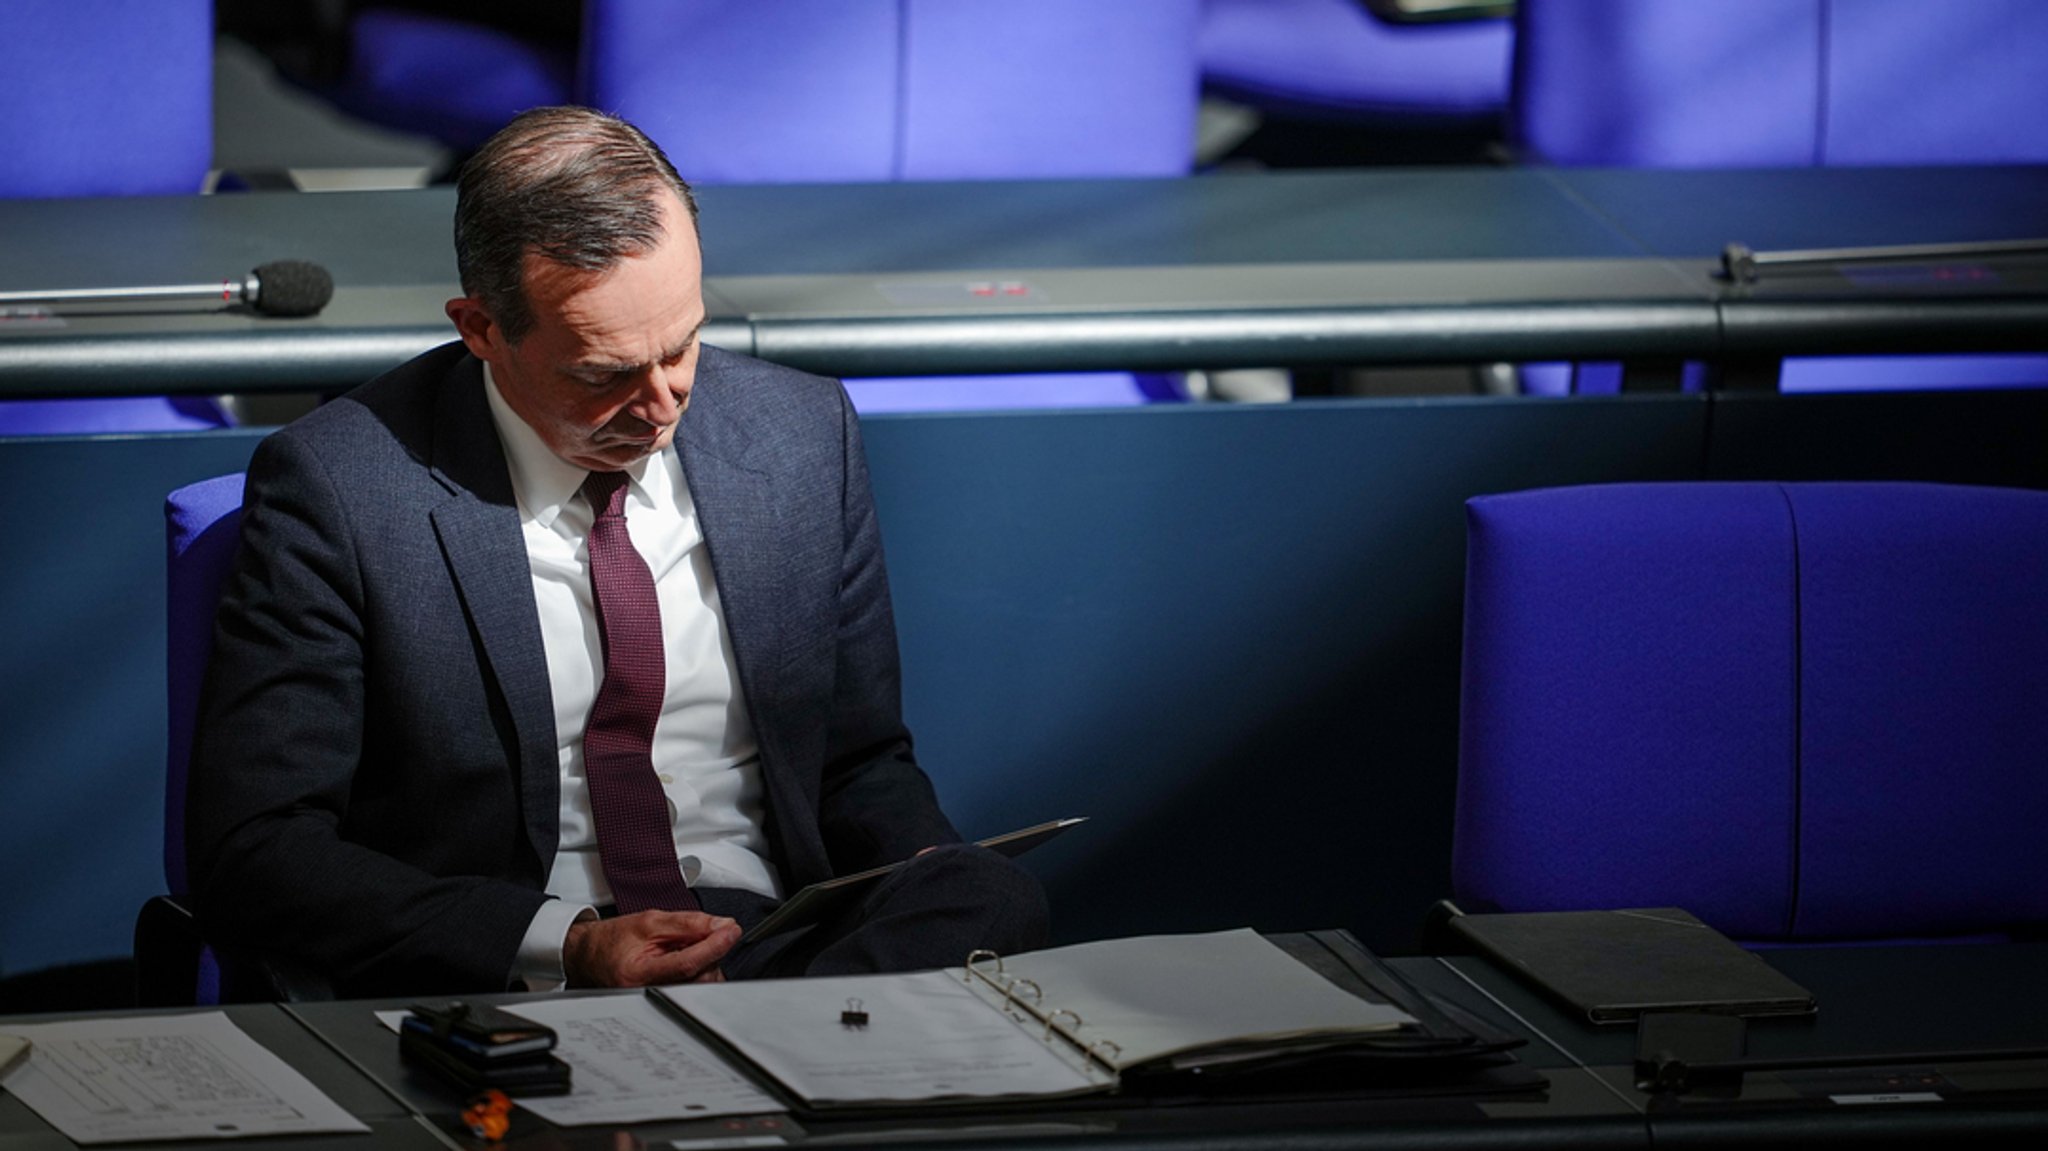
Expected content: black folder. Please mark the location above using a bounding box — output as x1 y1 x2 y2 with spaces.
1448 907 1817 1025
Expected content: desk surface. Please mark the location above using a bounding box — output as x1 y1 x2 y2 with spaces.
1434 940 2048 1145
3 167 2045 396
10 941 2045 1150
0 1003 438 1151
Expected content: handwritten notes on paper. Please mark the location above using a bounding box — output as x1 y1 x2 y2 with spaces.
0 1012 367 1144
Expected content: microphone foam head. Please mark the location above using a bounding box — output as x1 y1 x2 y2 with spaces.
251 259 334 317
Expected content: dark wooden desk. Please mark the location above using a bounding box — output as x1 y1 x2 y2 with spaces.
3 167 2044 396
280 944 1643 1151
1432 940 2048 1146
0 1002 441 1151
9 943 2045 1149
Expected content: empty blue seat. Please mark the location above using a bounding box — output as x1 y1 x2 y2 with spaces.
1511 0 2048 393
0 398 230 436
591 1 1201 183
0 0 231 435
1514 0 2048 168
323 2 1203 410
333 7 572 154
0 0 212 198
1455 481 2048 942
1200 0 1511 124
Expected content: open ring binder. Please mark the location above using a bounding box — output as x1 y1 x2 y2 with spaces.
656 929 1425 1110
962 954 1116 1075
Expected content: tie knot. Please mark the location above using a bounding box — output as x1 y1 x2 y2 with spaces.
583 470 631 520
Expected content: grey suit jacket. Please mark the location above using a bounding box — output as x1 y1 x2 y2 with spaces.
188 342 960 996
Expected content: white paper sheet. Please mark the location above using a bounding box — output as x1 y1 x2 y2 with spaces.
378 996 783 1125
994 928 1416 1067
0 1011 368 1144
658 971 1109 1106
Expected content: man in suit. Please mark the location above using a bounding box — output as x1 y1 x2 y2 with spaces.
187 106 1047 997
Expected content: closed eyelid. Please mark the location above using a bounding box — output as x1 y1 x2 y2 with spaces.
568 319 705 379
664 319 707 363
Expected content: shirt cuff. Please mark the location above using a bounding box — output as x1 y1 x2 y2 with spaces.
514 900 595 993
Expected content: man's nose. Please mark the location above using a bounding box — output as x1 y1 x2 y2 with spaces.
632 364 687 424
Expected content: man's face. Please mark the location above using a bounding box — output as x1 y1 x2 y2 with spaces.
448 192 707 472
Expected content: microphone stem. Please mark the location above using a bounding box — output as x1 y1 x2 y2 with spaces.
0 280 253 307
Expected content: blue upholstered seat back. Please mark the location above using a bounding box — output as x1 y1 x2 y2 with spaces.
1513 0 2048 167
1455 481 2048 941
0 0 212 198
165 474 247 898
1199 0 1512 122
590 0 1202 183
0 1 226 435
335 8 574 154
1510 0 2048 394
336 1 1203 182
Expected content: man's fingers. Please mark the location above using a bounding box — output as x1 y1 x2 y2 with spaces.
565 911 743 988
633 911 738 942
632 927 738 984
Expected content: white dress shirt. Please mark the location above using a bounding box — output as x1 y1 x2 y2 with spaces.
484 367 782 988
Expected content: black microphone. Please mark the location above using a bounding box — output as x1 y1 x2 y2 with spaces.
0 259 335 318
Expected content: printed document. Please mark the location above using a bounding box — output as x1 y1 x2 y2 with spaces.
378 996 783 1125
0 1011 367 1144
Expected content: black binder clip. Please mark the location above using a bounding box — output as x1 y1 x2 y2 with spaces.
840 998 868 1028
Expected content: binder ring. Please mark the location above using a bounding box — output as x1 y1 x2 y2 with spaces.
963 949 1004 985
1002 978 1043 1019
1085 1038 1123 1072
1044 1007 1083 1042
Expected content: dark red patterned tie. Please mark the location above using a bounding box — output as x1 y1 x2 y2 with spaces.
581 470 699 913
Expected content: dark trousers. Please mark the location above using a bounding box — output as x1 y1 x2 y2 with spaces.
696 844 1050 980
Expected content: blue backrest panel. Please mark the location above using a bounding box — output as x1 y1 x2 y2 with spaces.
1790 483 2048 936
1456 483 1800 936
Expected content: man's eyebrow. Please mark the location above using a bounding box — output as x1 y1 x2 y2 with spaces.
570 318 707 376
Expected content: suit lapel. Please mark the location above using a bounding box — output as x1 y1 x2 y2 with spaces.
425 359 561 872
679 368 788 740
679 360 825 879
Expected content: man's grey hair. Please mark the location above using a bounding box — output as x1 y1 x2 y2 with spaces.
454 106 699 344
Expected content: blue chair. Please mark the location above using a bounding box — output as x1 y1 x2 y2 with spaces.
1514 0 2048 168
1510 0 2048 392
323 2 1202 411
1199 0 1512 126
136 475 244 1006
1454 481 2048 942
0 0 230 435
333 1 1203 179
137 474 331 1004
0 0 212 198
0 398 232 436
329 6 574 155
587 0 1201 183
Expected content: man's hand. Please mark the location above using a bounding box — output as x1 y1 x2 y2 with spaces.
563 910 741 988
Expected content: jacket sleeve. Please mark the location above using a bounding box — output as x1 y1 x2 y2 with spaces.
811 386 964 871
186 424 547 995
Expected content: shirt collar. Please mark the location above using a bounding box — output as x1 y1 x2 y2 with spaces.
483 361 668 528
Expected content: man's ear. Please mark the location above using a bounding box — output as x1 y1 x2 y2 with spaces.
445 296 502 362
